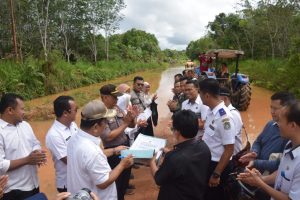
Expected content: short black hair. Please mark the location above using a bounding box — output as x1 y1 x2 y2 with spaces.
80 118 105 129
0 93 24 114
53 96 74 118
172 110 198 138
185 79 199 88
284 100 300 127
182 70 186 76
174 80 181 85
198 78 220 97
174 73 183 79
271 92 296 106
133 76 144 83
179 77 187 82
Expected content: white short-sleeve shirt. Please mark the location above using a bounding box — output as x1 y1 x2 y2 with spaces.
67 129 117 200
46 120 78 188
117 93 131 113
0 119 41 193
273 141 300 200
203 102 236 162
228 104 243 155
182 95 209 137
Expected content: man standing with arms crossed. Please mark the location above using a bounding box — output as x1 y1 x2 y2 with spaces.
0 93 46 200
199 79 236 200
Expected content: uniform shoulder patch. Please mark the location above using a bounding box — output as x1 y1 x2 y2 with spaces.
218 108 227 116
223 121 231 130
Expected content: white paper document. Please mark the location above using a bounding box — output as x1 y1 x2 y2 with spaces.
130 134 167 153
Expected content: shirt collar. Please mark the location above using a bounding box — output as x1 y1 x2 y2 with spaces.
54 120 70 131
188 95 202 105
174 138 196 150
211 101 225 116
272 121 278 126
284 141 300 160
0 118 19 128
78 129 101 146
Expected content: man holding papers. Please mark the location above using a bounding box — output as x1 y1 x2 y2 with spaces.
150 110 211 200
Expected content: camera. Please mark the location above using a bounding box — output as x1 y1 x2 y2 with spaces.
66 188 93 200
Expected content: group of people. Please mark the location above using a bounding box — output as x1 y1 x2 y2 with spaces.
164 69 299 200
0 67 300 200
0 76 157 200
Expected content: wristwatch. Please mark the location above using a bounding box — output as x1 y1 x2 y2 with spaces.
211 171 221 178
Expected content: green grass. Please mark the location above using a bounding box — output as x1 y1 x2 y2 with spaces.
0 58 168 100
239 55 300 98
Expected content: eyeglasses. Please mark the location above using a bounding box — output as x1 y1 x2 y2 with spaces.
137 83 144 87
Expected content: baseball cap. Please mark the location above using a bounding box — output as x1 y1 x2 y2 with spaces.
219 87 231 97
81 100 116 120
100 84 123 97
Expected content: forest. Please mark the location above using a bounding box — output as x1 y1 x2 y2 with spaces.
186 0 300 96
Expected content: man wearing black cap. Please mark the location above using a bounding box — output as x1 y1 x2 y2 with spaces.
219 87 243 155
100 84 136 200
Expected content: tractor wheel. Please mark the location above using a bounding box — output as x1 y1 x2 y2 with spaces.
231 83 251 111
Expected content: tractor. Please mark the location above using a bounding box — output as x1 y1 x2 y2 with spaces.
201 49 251 111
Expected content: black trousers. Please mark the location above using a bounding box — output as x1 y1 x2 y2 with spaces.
204 161 233 200
3 187 39 200
107 155 131 200
57 187 67 193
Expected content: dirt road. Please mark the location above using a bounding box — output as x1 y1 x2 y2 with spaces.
29 67 273 199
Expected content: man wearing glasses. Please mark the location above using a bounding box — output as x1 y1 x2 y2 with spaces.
46 95 78 192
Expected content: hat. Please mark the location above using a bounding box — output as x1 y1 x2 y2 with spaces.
219 87 231 97
81 100 116 120
100 84 123 97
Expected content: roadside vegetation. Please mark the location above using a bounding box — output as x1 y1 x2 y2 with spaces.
186 0 300 97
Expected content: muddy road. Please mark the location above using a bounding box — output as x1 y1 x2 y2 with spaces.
29 66 273 199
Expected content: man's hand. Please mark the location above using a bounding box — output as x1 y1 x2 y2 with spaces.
198 119 205 129
239 152 257 163
152 94 158 102
0 175 8 198
167 100 178 111
123 112 135 125
237 168 264 187
137 119 148 128
56 192 71 200
114 146 128 155
27 149 47 166
208 176 220 187
120 155 134 169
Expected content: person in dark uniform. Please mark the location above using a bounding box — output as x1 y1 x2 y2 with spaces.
150 110 211 200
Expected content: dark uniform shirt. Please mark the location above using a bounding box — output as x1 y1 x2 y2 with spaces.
130 90 147 113
154 139 211 200
100 106 128 148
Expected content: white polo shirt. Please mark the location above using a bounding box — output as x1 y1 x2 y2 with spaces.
203 102 236 162
46 120 78 189
273 141 300 200
182 95 209 137
228 104 243 155
67 129 117 200
0 119 41 193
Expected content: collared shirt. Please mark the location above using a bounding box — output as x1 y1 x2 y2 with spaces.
203 101 236 162
228 104 243 155
154 139 211 200
46 120 78 188
117 93 131 113
0 119 41 193
67 129 117 200
182 95 209 137
101 106 129 148
273 141 300 200
130 90 147 113
252 121 288 173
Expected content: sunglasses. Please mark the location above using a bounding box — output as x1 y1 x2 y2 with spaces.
137 83 144 87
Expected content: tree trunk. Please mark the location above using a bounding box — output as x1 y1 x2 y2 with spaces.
8 0 18 61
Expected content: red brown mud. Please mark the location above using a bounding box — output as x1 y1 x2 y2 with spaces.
28 67 273 200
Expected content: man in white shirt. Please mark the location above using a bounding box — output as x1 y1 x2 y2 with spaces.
181 79 209 137
0 93 46 200
238 100 300 200
219 87 243 155
67 100 133 200
46 96 78 192
199 79 236 200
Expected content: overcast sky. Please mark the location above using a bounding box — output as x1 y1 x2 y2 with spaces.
117 0 239 50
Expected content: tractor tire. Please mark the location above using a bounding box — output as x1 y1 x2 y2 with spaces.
231 83 251 111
